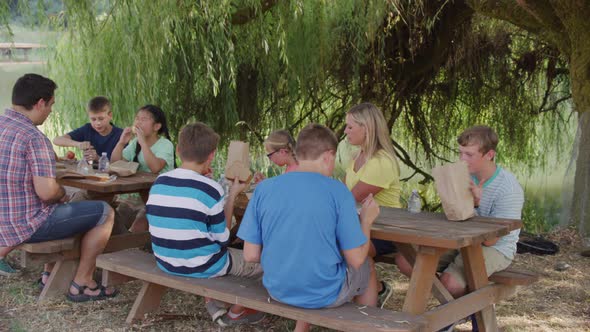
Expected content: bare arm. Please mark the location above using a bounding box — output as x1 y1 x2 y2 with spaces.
33 176 66 204
483 238 500 246
350 181 383 203
138 142 167 173
342 195 380 269
224 178 248 229
111 127 133 162
243 241 262 263
110 141 125 162
53 134 86 149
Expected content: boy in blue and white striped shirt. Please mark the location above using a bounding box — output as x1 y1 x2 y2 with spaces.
146 122 264 326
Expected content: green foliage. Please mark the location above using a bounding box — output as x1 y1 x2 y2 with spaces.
1 0 577 233
43 1 572 171
521 183 563 233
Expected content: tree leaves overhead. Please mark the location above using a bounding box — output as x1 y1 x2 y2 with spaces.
2 0 574 180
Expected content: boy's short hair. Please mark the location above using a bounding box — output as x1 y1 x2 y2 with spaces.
87 96 112 113
295 123 338 161
178 122 220 163
12 73 57 110
457 125 499 154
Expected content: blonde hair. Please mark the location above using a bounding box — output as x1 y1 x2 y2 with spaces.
265 129 296 158
457 125 498 154
347 102 396 161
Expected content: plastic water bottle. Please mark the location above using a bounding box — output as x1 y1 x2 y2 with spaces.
98 152 110 173
407 189 422 213
77 158 90 175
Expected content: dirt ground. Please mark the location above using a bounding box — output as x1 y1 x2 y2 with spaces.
1 227 589 332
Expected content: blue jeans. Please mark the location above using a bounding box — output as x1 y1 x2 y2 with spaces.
26 201 110 243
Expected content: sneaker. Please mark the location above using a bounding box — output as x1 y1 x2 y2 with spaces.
217 308 265 327
0 258 19 277
377 281 392 309
205 299 228 322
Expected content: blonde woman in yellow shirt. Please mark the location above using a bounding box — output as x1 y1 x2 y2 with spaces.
344 102 401 307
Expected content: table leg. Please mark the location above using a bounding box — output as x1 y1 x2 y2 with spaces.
139 190 149 204
402 245 443 314
460 244 498 332
127 281 167 323
397 244 454 305
38 259 78 303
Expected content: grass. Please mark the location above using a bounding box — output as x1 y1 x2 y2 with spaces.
1 228 589 331
520 169 566 234
0 63 47 106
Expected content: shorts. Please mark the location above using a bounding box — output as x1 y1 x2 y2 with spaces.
327 259 370 308
227 247 263 279
26 201 110 243
437 246 512 289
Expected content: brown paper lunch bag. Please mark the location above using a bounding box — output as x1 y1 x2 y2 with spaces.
432 161 475 221
225 141 252 182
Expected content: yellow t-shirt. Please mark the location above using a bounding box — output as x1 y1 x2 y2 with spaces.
345 150 402 208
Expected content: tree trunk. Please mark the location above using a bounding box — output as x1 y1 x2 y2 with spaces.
568 49 590 240
236 63 259 140
571 112 590 239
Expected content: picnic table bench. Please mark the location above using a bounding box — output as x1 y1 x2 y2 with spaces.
231 196 538 331
16 232 150 303
96 249 427 331
0 42 45 61
14 168 158 302
371 208 537 331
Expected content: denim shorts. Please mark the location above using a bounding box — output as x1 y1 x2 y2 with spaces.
26 201 110 243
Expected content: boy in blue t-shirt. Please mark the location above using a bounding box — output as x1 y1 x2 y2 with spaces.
238 123 380 332
53 96 123 160
145 122 265 327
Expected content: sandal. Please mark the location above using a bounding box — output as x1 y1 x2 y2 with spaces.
66 280 119 302
37 271 50 291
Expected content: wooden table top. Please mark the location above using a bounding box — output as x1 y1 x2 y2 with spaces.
58 171 158 194
231 193 522 250
371 207 522 249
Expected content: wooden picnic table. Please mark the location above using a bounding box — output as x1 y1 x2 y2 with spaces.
0 42 46 61
18 165 160 302
232 194 522 331
372 207 522 332
57 171 158 195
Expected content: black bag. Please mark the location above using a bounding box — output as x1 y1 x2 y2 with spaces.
517 231 559 255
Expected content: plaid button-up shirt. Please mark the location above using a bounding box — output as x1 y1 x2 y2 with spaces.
0 108 57 246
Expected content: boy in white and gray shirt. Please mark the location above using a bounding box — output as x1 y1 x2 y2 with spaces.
396 125 524 298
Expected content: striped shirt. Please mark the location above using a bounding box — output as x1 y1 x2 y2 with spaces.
473 166 524 260
0 109 57 246
146 168 230 278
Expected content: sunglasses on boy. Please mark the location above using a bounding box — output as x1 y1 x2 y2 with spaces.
266 150 279 159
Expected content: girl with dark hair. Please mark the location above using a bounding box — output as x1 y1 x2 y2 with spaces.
111 105 175 233
111 104 175 174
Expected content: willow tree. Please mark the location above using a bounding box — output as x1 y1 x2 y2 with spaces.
1 1 578 229
464 0 590 240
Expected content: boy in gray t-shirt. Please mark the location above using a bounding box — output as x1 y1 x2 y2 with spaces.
396 125 524 298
